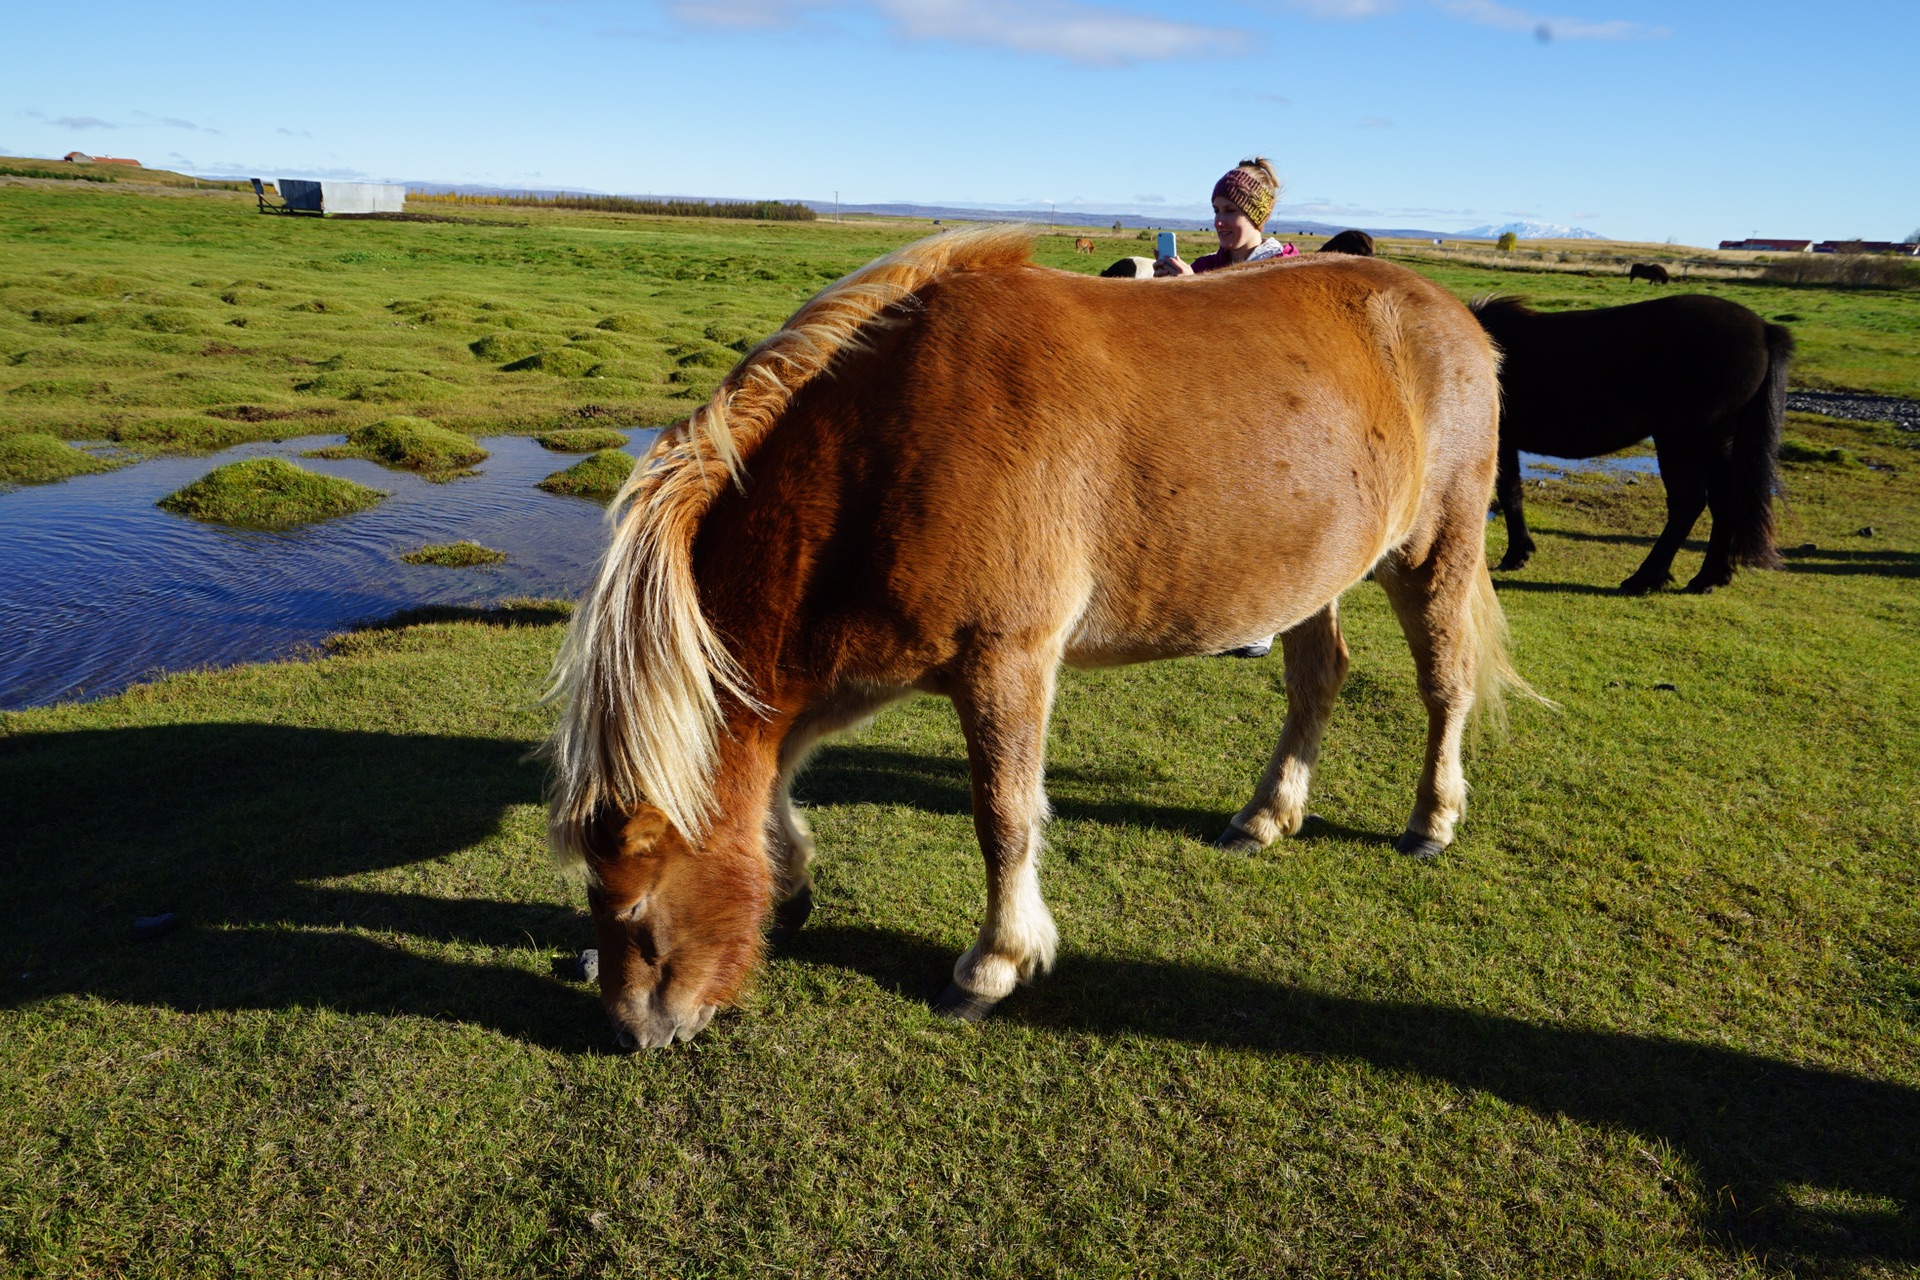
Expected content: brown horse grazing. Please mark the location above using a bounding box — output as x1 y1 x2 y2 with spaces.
1074 236 1096 254
545 227 1529 1050
1472 294 1792 593
1628 262 1670 284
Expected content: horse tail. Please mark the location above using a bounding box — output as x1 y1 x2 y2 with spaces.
542 225 1034 864
1720 322 1794 569
1467 533 1552 733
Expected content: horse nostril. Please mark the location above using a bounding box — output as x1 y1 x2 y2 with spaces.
612 1025 639 1052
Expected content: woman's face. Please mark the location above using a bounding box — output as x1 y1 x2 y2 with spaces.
1213 196 1262 253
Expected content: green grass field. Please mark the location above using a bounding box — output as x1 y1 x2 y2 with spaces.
2 178 1917 1277
3 178 1917 478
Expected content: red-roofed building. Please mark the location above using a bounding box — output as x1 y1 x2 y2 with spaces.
1718 238 1813 252
62 152 141 167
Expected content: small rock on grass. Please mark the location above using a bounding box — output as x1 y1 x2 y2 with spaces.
131 913 178 941
553 950 599 983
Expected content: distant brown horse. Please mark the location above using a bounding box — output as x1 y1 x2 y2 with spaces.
546 228 1529 1049
1629 262 1670 284
1074 236 1095 254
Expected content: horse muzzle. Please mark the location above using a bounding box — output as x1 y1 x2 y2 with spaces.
608 1000 716 1051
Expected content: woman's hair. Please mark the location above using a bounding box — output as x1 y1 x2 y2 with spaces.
1213 157 1283 226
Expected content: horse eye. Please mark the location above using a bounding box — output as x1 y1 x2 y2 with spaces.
616 895 651 924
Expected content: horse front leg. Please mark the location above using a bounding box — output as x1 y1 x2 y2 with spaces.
1216 602 1350 852
768 685 909 947
1493 442 1535 572
934 646 1062 1021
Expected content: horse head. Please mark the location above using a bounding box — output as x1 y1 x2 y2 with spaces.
580 802 768 1050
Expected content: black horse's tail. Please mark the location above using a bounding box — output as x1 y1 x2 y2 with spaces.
1721 322 1794 569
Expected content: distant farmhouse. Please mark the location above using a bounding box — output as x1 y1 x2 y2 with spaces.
63 152 141 167
1720 236 1917 255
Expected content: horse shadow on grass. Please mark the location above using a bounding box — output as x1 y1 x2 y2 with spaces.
0 721 607 1053
785 923 1920 1274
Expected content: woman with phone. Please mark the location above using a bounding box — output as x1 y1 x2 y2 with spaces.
1154 157 1296 277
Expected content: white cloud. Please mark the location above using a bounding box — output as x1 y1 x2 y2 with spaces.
1283 0 1398 16
875 0 1248 63
1357 115 1393 127
660 0 1249 63
54 116 119 130
663 0 829 27
1434 0 1666 40
133 111 221 135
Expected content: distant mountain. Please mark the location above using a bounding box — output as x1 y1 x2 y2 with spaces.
1458 219 1606 241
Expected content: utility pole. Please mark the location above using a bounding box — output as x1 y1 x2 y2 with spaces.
835 190 840 222
1048 202 1055 229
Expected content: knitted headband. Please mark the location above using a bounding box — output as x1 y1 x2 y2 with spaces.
1212 166 1275 227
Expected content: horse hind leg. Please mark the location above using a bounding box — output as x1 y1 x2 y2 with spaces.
1621 444 1708 595
1375 521 1495 861
936 645 1062 1021
768 685 908 947
1217 602 1350 852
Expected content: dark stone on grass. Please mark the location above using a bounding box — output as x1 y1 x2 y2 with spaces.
555 949 599 984
1857 526 1876 537
131 912 178 941
1653 682 1679 692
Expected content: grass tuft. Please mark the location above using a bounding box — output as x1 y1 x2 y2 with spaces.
310 416 488 476
0 431 116 485
535 448 633 501
156 456 384 527
399 540 507 567
1780 437 1862 467
533 427 628 452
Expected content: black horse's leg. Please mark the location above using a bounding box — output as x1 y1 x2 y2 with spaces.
1493 442 1535 572
1622 445 1707 595
1685 452 1740 594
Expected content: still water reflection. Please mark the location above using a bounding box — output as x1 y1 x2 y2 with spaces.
0 431 655 710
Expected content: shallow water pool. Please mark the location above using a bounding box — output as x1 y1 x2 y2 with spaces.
0 431 656 710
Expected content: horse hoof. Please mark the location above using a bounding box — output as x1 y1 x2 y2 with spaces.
1395 831 1447 861
1618 576 1666 596
767 886 814 949
932 981 1001 1023
1495 554 1531 572
1213 824 1263 854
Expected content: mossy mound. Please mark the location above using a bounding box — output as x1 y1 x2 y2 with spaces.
469 332 544 364
536 449 635 502
312 417 489 475
157 457 384 528
595 313 654 334
535 427 628 452
1779 438 1862 467
0 433 117 486
502 347 601 378
400 540 507 567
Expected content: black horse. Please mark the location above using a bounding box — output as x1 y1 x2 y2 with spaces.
1472 295 1794 594
1628 262 1670 284
1318 229 1376 256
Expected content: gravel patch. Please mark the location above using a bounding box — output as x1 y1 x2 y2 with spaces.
1787 390 1920 432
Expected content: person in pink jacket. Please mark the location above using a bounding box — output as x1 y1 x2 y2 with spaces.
1155 157 1297 278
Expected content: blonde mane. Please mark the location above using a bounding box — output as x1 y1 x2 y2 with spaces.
544 224 1036 862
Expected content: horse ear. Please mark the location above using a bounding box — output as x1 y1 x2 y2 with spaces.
617 804 677 858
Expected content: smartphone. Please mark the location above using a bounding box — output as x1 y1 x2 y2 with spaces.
1156 231 1177 260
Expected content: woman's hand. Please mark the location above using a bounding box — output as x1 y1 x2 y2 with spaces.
1153 255 1193 277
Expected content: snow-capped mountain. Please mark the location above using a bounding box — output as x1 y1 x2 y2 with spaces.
1458 220 1606 240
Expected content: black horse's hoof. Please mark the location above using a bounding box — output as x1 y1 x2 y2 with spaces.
932 982 1001 1023
1213 823 1263 854
1495 553 1532 573
1395 831 1447 861
1618 576 1668 596
767 886 814 949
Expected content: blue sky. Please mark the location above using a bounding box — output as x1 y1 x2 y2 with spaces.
6 0 1915 246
